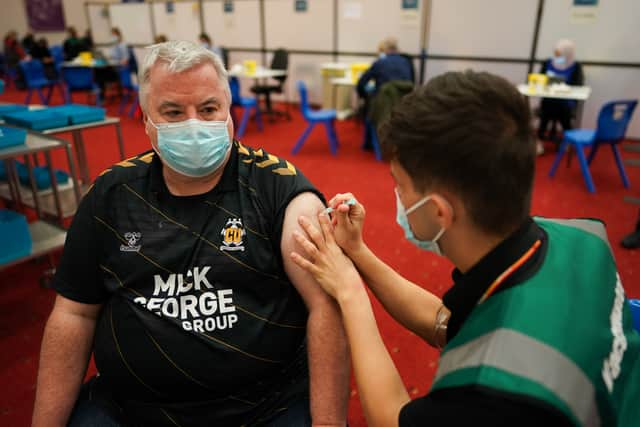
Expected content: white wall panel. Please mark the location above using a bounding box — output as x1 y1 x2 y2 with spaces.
203 0 261 49
537 0 640 63
152 1 201 44
264 0 333 51
429 0 537 58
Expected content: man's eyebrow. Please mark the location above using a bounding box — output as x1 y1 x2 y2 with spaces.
158 101 183 110
198 97 221 107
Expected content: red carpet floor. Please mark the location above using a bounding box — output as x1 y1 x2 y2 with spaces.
1 86 639 426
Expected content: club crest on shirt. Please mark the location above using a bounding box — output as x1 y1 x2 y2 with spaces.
120 232 142 252
220 218 246 252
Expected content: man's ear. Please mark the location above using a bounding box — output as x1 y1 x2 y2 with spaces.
432 193 455 230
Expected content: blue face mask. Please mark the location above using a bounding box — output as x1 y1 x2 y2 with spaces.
395 189 446 256
553 56 566 66
148 116 231 178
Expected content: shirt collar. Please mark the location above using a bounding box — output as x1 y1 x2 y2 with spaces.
149 141 238 198
442 217 547 342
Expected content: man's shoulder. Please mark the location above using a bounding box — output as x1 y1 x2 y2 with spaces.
90 151 155 195
234 141 302 184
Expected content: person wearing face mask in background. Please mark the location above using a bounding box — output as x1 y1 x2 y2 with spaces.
32 41 349 427
290 70 640 427
107 27 130 65
536 39 584 154
199 32 225 67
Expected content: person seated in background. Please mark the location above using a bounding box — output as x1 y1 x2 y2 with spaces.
154 34 168 44
537 39 584 151
3 30 28 88
621 211 640 249
31 40 349 427
357 37 413 150
290 70 640 427
199 32 223 61
107 27 130 65
21 32 36 55
30 37 58 80
82 29 94 52
356 37 413 99
63 27 84 61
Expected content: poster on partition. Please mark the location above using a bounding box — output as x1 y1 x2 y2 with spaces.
25 0 65 31
571 0 598 24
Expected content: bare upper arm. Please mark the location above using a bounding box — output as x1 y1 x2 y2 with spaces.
280 192 333 309
52 294 102 321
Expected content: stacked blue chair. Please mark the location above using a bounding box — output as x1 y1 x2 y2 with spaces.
549 100 638 193
117 66 139 117
49 45 65 75
629 299 640 334
19 59 58 105
292 80 339 155
230 77 262 139
61 66 101 106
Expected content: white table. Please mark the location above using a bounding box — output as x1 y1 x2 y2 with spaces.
330 76 358 120
229 66 289 120
228 67 287 80
517 84 591 101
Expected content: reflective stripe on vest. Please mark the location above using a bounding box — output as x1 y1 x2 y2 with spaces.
539 217 611 253
434 328 599 427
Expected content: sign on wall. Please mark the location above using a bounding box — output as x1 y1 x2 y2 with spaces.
224 1 234 13
402 0 419 9
25 0 66 31
571 0 598 24
295 0 308 12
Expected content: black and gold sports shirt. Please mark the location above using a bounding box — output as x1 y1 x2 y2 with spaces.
53 141 324 426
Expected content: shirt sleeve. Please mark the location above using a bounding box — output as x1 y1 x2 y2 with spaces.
254 158 325 244
399 386 574 427
52 185 109 304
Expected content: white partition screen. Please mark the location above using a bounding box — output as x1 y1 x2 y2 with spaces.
536 0 640 63
202 0 261 49
264 0 334 51
88 4 113 44
109 2 153 46
429 0 537 58
153 1 201 44
338 0 424 54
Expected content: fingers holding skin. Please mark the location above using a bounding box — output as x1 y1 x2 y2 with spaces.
317 212 336 246
298 216 326 250
289 251 320 276
293 230 320 260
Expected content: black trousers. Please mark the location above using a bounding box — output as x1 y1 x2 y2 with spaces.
537 98 574 140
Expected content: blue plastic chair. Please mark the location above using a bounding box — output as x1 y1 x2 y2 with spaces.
61 66 101 106
549 100 638 193
363 119 383 161
19 59 57 105
629 299 640 333
292 80 339 155
49 45 64 73
117 66 139 117
230 76 262 139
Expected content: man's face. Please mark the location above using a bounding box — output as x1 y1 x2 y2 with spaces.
390 159 444 243
144 62 233 152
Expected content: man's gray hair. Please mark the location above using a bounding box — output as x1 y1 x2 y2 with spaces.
139 40 230 112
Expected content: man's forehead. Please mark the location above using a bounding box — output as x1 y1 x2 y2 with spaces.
149 61 221 84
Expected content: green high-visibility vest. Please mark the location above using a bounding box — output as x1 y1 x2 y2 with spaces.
431 218 640 427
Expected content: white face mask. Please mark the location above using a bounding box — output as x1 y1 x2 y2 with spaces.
395 189 446 256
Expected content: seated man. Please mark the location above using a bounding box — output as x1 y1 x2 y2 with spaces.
357 37 413 150
356 37 413 99
32 41 349 427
